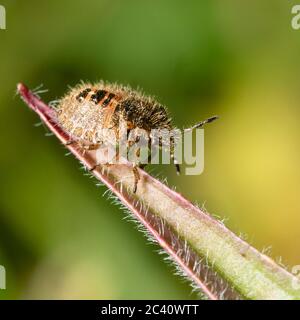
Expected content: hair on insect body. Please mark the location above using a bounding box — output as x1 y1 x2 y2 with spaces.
55 81 218 193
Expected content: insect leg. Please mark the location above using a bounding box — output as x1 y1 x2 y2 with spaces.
64 140 77 146
132 164 140 193
185 116 219 132
169 134 181 175
139 134 157 170
71 143 103 171
127 139 141 192
64 140 100 151
139 154 151 170
82 143 101 151
171 152 181 175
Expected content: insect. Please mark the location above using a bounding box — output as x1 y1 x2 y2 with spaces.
56 81 218 193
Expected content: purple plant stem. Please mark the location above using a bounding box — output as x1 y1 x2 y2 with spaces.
18 83 300 300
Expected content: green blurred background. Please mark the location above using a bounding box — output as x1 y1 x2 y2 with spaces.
1 0 300 299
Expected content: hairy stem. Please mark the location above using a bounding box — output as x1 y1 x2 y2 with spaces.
18 83 300 300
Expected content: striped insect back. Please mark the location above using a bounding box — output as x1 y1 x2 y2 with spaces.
74 87 121 130
76 88 117 107
75 88 92 102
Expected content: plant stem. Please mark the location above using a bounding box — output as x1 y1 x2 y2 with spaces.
18 83 300 300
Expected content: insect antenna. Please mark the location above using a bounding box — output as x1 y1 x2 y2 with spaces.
185 116 219 132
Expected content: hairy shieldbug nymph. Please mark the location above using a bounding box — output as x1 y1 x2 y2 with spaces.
56 81 218 193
